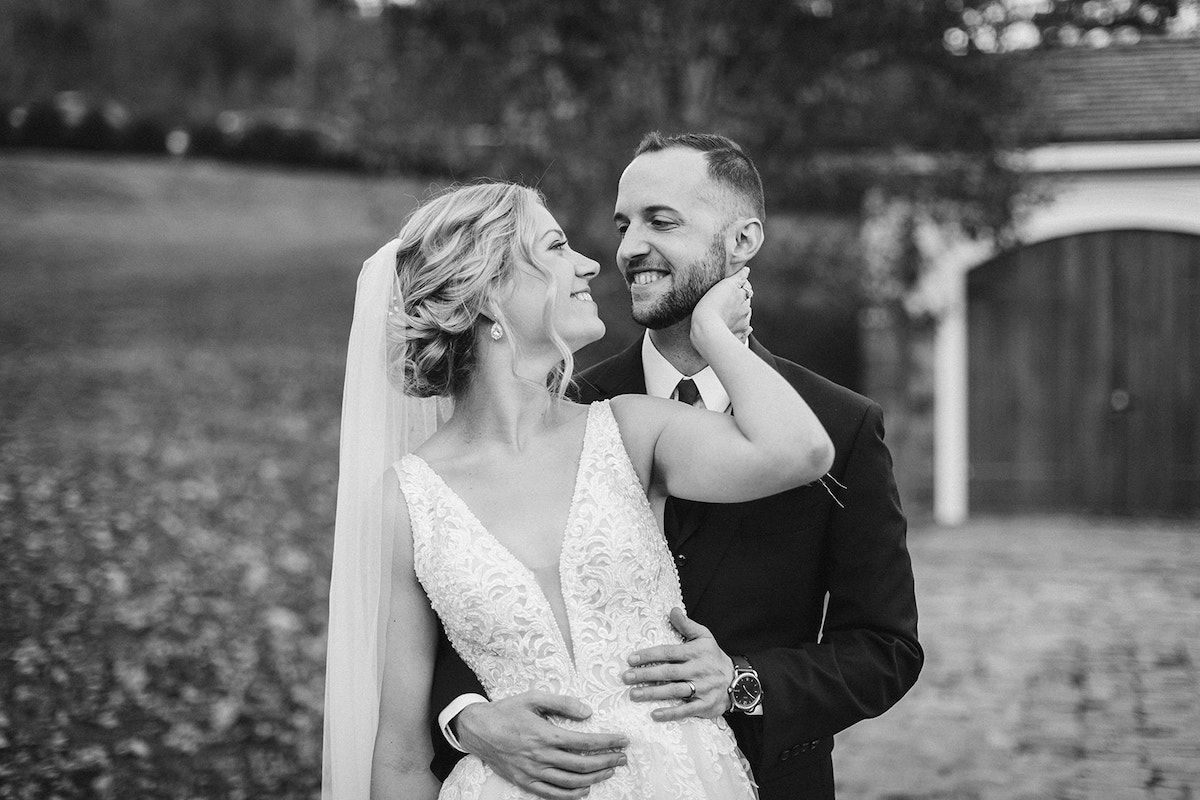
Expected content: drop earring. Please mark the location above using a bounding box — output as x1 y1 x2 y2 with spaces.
490 321 504 341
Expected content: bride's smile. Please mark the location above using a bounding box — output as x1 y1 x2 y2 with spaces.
495 202 605 358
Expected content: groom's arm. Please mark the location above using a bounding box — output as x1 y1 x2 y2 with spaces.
430 633 630 798
749 401 922 759
428 631 485 780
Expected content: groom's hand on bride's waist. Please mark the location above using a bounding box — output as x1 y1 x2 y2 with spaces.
454 692 628 800
622 607 736 722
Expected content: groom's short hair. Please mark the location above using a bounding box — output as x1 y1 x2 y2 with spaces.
634 132 765 222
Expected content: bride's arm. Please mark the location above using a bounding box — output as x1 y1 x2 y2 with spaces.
615 268 834 503
371 474 440 800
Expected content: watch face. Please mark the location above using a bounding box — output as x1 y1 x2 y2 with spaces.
732 674 762 709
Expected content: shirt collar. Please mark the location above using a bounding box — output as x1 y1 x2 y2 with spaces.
640 331 732 412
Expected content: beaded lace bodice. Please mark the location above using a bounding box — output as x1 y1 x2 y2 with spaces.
396 400 755 800
398 400 684 705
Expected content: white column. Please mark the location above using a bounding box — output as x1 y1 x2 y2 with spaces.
933 268 969 526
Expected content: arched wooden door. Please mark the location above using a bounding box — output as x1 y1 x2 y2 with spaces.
968 230 1200 516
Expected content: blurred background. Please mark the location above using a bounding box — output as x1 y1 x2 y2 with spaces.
1 1 1197 797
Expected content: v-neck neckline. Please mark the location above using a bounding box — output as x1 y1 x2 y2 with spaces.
407 402 597 670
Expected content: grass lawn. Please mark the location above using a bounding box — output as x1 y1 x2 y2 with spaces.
0 152 442 798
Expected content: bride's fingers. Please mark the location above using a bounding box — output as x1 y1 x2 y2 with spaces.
731 312 752 340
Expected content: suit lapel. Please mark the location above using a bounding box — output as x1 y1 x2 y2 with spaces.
576 339 646 401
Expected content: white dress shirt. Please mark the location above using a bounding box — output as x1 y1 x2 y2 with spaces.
640 331 731 411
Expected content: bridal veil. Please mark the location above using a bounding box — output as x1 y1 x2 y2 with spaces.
322 239 450 799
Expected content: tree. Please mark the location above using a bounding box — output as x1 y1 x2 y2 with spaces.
0 0 368 118
367 0 1023 219
946 0 1196 54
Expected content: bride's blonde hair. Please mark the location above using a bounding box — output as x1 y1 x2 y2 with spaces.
388 181 576 399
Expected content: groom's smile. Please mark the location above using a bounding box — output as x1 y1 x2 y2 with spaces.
625 255 674 291
630 270 667 286
623 254 688 327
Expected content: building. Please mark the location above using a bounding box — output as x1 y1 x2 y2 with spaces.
892 39 1200 522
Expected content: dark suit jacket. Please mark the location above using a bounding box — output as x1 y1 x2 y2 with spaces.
429 337 922 799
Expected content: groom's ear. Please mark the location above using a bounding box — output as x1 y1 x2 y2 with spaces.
728 218 764 269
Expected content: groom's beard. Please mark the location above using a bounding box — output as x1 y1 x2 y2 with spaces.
633 235 726 330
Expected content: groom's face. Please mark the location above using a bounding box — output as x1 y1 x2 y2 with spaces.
613 148 732 330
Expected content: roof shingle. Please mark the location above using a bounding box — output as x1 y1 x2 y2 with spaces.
1013 38 1200 143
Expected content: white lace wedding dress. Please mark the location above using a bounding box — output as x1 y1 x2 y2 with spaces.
396 400 757 800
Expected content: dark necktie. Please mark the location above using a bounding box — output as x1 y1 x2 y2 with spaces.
675 378 701 407
665 378 703 549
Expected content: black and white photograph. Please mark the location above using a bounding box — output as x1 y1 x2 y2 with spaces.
2 1 1198 798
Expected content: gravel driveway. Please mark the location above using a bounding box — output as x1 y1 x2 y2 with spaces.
834 515 1199 800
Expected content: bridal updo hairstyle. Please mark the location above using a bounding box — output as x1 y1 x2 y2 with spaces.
388 181 575 399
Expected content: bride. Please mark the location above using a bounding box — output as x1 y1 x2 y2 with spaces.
322 181 833 799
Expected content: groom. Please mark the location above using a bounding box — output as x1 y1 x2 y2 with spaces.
427 133 922 799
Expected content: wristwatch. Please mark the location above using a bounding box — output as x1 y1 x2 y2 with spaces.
727 655 763 715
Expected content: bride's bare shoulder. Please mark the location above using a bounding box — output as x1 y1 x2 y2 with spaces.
608 393 674 421
607 394 677 450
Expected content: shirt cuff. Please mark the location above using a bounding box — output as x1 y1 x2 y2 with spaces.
438 693 490 753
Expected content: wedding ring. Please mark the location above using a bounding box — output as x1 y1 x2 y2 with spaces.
683 680 697 700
